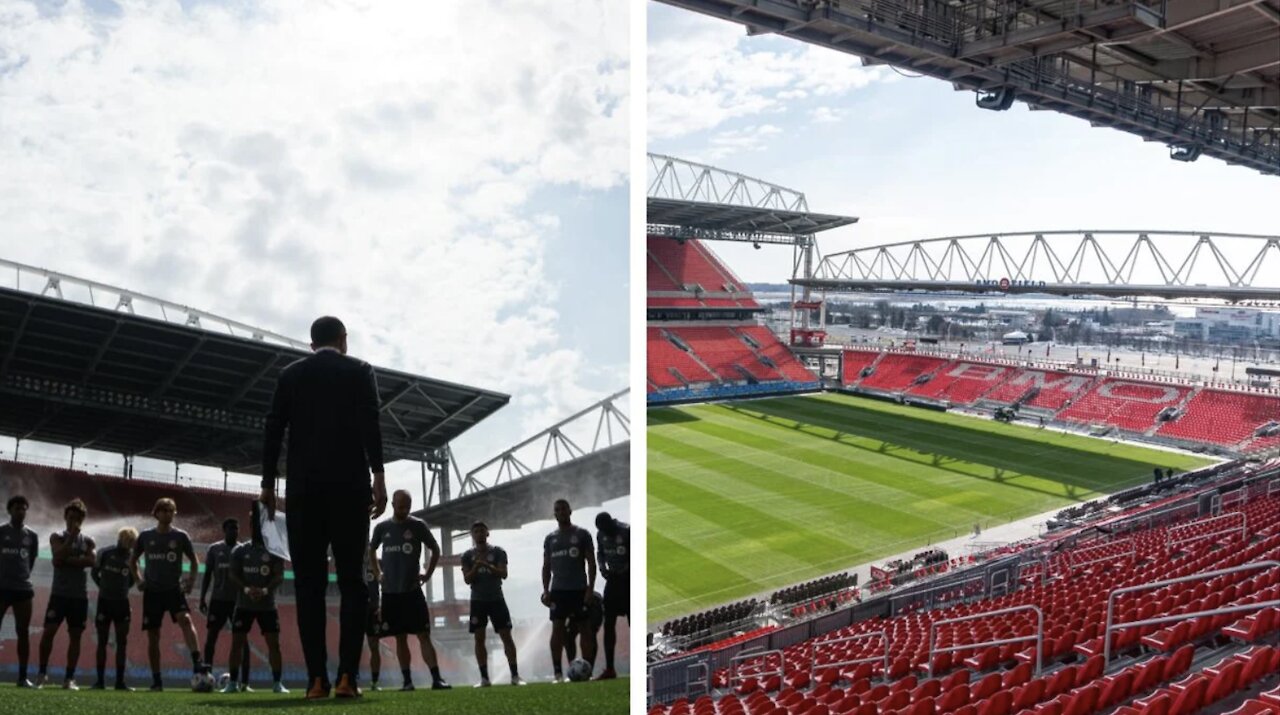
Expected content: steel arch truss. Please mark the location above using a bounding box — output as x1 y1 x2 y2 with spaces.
649 153 809 211
803 230 1280 300
458 388 630 497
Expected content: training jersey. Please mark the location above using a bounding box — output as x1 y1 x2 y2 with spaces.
94 544 134 600
0 522 38 592
597 521 630 576
543 526 593 591
460 545 507 602
50 530 93 599
205 541 240 602
133 527 194 591
230 542 283 611
370 516 439 594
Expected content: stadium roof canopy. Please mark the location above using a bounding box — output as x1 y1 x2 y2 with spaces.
656 0 1280 176
0 260 508 475
648 153 858 245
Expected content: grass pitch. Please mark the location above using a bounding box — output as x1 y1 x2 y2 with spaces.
0 678 629 714
648 393 1215 622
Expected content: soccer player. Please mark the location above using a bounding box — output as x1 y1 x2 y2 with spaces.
564 590 603 665
364 550 385 691
370 490 451 692
129 497 206 691
200 518 250 690
594 511 629 680
541 498 597 682
0 495 38 687
36 498 97 690
220 510 287 694
460 521 524 687
91 526 137 690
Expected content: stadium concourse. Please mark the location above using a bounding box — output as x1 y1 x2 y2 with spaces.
0 265 630 702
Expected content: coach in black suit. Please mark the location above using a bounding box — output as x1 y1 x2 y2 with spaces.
261 316 388 699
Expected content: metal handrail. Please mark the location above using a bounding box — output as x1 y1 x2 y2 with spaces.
890 574 987 615
1268 479 1280 499
928 604 1044 675
686 662 709 698
1167 511 1247 551
809 631 889 680
729 648 784 687
1103 560 1280 666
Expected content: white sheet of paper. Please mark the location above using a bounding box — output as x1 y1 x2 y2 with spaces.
256 501 291 562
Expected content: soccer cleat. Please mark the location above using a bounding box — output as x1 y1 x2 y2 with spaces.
511 676 527 686
35 673 50 689
239 683 254 693
594 668 618 681
114 683 134 692
552 673 566 683
399 682 415 691
474 678 491 688
431 679 452 691
16 679 34 688
368 682 381 692
304 677 330 700
272 682 290 694
149 683 164 692
91 681 106 690
334 674 362 698
63 680 80 691
219 680 239 694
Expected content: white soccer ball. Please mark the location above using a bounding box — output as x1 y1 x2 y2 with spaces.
192 671 215 692
567 658 592 682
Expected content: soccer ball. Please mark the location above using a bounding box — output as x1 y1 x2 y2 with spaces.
567 658 592 682
191 671 215 692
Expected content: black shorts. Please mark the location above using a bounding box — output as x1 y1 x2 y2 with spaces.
207 599 236 631
548 589 585 621
603 573 629 618
366 605 385 638
468 599 513 634
231 608 279 635
380 590 429 635
44 595 89 631
95 597 131 629
141 589 190 630
0 588 34 609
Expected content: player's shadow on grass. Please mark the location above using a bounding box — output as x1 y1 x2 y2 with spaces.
731 398 1162 503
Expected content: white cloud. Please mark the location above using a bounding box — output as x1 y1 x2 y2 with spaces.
0 0 628 487
648 7 889 142
810 106 841 123
702 123 783 161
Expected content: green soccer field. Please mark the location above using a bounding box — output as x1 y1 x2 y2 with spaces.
0 678 629 714
648 393 1216 623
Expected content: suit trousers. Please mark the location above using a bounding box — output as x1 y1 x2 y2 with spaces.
286 482 370 684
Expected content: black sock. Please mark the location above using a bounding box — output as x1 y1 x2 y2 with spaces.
116 660 126 685
190 651 201 670
96 664 105 684
152 671 162 686
402 669 411 686
478 664 488 680
272 669 281 683
18 665 27 682
371 671 379 684
429 666 442 682
66 667 76 681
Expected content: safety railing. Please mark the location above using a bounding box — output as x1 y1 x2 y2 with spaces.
1220 489 1247 512
1103 560 1280 667
729 647 784 689
809 631 889 680
889 574 986 616
928 604 1044 676
1269 479 1280 499
1166 511 1247 552
1066 538 1136 575
686 661 709 698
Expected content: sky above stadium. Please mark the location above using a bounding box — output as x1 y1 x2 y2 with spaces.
0 0 628 615
648 3 1280 285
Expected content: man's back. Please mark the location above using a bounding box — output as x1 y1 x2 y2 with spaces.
263 350 384 491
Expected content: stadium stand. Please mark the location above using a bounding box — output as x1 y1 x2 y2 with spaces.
1057 379 1194 433
663 599 762 639
650 327 721 387
1158 390 1280 448
670 327 784 382
978 368 1095 412
649 479 1280 715
841 350 881 387
857 354 950 393
738 327 817 383
906 362 1013 406
771 574 857 607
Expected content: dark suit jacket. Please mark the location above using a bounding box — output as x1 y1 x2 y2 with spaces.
261 349 385 496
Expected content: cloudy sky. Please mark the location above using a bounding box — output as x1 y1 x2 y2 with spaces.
0 0 628 614
648 3 1280 284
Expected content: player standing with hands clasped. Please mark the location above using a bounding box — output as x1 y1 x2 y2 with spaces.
541 498 597 682
461 521 524 687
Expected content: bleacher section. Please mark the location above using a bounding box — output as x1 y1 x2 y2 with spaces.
650 486 1280 715
648 236 760 310
739 327 817 383
1158 390 1280 447
907 363 1013 406
841 351 881 386
858 354 950 393
650 327 721 388
673 327 784 382
1057 380 1193 433
981 369 1095 411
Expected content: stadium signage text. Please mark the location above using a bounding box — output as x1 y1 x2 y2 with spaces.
975 278 1047 290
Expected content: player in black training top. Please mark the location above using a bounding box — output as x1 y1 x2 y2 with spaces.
201 518 250 690
541 498 597 682
461 521 524 687
221 506 288 694
0 495 39 687
36 498 96 690
128 497 206 690
90 526 136 690
594 512 629 680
